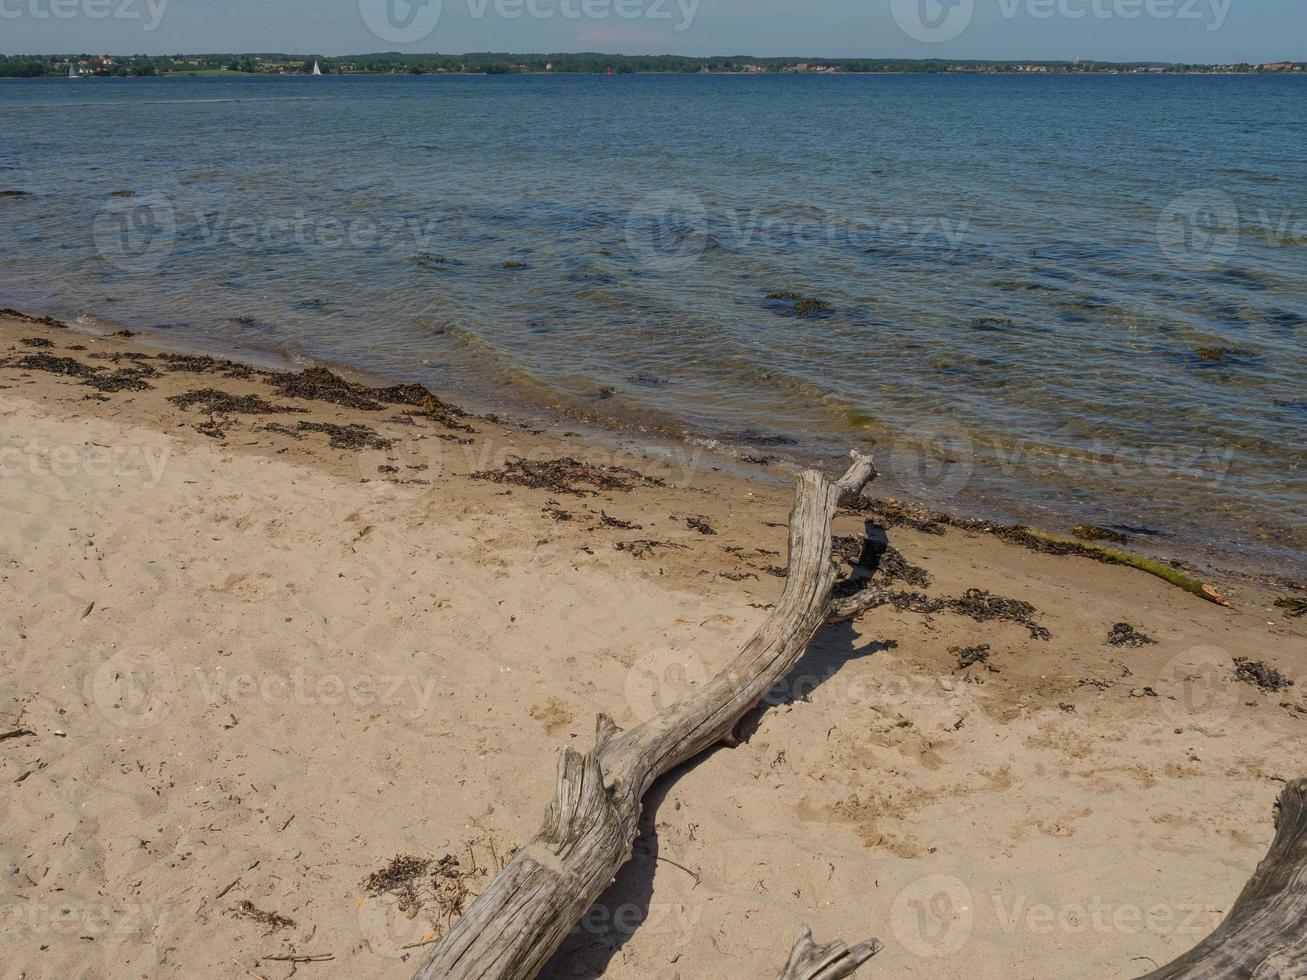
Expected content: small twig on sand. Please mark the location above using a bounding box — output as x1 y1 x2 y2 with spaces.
0 728 35 742
232 959 270 980
216 877 242 900
655 856 702 886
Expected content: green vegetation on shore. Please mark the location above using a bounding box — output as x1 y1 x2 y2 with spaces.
4 52 1304 79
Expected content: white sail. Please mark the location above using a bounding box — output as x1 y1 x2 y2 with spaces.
69 66 79 79
312 60 322 76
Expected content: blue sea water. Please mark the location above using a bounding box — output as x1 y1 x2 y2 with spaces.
0 72 1304 573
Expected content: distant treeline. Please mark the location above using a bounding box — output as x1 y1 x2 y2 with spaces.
3 52 1303 78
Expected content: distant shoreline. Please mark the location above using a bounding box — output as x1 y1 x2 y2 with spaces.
5 51 1303 79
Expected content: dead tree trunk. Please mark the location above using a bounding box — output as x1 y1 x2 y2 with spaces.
415 453 884 980
1141 779 1307 979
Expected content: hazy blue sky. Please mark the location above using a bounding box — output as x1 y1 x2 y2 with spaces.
1 0 1301 61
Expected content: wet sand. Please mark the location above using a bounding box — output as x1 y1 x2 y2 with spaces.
1 309 1305 980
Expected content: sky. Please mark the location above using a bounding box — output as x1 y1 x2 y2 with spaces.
0 0 1301 62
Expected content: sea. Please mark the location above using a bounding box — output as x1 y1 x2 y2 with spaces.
1 72 1304 575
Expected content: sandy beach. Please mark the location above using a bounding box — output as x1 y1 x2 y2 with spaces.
2 309 1305 980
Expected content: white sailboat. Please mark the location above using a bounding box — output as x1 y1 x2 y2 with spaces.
312 60 322 76
69 65 80 79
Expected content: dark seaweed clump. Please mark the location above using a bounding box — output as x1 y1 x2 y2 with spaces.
1275 597 1307 618
887 588 1050 640
11 352 93 376
832 536 931 589
268 366 386 411
362 852 479 925
954 644 995 671
472 456 663 496
1107 622 1156 647
297 421 394 451
845 497 1157 569
82 366 156 392
765 291 834 318
156 352 256 380
1233 658 1294 693
1073 525 1130 545
265 367 473 432
0 308 65 328
20 337 53 348
8 351 152 391
600 511 642 530
169 388 305 415
685 514 716 535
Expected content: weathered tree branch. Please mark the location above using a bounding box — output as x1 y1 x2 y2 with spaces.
775 927 883 980
415 452 880 980
1141 779 1307 979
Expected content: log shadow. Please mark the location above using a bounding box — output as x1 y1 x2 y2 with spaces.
539 543 895 978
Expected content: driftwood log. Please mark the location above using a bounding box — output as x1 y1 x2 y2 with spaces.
416 452 885 980
1142 779 1307 979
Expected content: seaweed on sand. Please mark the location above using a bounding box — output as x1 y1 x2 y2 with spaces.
1275 597 1307 618
230 900 296 932
267 366 385 411
685 514 716 535
10 352 94 376
19 337 53 348
472 456 664 496
0 308 65 327
844 497 1228 606
616 539 688 559
1107 623 1156 647
363 855 432 916
1233 658 1294 693
265 367 474 432
296 421 394 451
844 498 948 536
82 367 155 392
599 511 642 530
363 851 492 932
168 388 306 415
887 588 1050 640
831 536 931 589
954 644 995 671
156 352 256 380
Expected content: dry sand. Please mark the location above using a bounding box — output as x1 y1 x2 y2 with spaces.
1 311 1304 980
